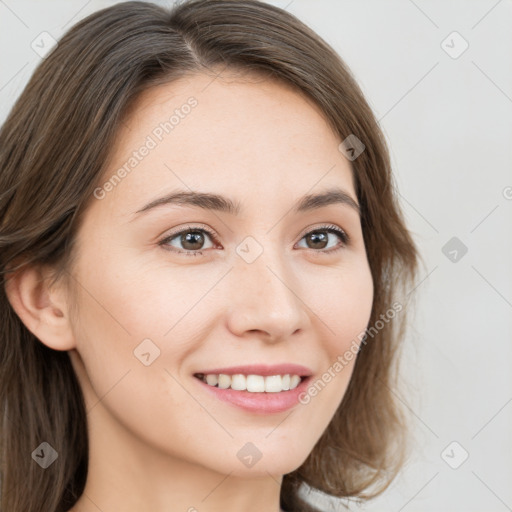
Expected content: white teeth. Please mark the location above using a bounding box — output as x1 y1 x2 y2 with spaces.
217 374 231 389
231 374 246 391
265 375 282 393
205 374 218 386
289 375 301 390
246 375 265 392
198 373 304 392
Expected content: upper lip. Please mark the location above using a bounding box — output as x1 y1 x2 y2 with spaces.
194 364 313 377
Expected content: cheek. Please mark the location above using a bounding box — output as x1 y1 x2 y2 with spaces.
69 249 221 409
311 258 374 352
297 260 373 410
68 256 217 460
72 246 191 344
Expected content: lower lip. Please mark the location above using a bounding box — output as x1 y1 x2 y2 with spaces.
193 376 311 414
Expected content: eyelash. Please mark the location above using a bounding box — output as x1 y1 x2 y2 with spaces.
158 223 350 257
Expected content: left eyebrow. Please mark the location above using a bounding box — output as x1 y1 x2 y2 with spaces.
131 186 360 219
295 187 360 216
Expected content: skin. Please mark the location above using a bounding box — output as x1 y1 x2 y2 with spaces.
6 70 373 512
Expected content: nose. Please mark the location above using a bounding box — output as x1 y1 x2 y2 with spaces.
225 245 309 343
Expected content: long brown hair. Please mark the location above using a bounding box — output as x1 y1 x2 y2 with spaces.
0 1 420 511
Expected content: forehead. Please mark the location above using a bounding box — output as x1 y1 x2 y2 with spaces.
100 71 356 214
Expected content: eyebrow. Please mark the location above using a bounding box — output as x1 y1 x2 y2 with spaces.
132 187 360 218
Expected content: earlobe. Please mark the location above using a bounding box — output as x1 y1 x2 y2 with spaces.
4 264 76 351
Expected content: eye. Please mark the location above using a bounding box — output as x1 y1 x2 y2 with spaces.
158 223 349 257
295 224 349 254
158 225 217 257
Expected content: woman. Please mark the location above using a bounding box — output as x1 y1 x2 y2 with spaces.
0 1 419 511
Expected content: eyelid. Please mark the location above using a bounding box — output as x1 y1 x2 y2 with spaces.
159 223 219 243
296 223 349 245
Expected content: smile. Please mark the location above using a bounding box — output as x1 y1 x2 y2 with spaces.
194 373 303 392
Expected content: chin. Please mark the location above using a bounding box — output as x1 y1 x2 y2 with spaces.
227 457 306 478
215 441 312 478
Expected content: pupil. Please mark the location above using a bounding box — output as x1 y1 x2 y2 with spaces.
183 231 204 250
309 231 327 249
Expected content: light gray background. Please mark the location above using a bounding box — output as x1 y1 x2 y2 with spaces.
1 1 511 511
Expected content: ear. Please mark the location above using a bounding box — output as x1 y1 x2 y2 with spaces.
4 264 76 351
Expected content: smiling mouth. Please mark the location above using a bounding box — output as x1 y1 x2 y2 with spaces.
194 373 307 393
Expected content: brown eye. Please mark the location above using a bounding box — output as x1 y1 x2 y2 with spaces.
159 223 349 257
296 225 349 253
159 226 216 256
180 230 206 250
305 231 329 250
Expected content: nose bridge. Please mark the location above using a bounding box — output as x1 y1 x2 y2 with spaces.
227 235 307 338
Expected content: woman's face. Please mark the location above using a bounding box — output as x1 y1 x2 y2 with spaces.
67 71 373 478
